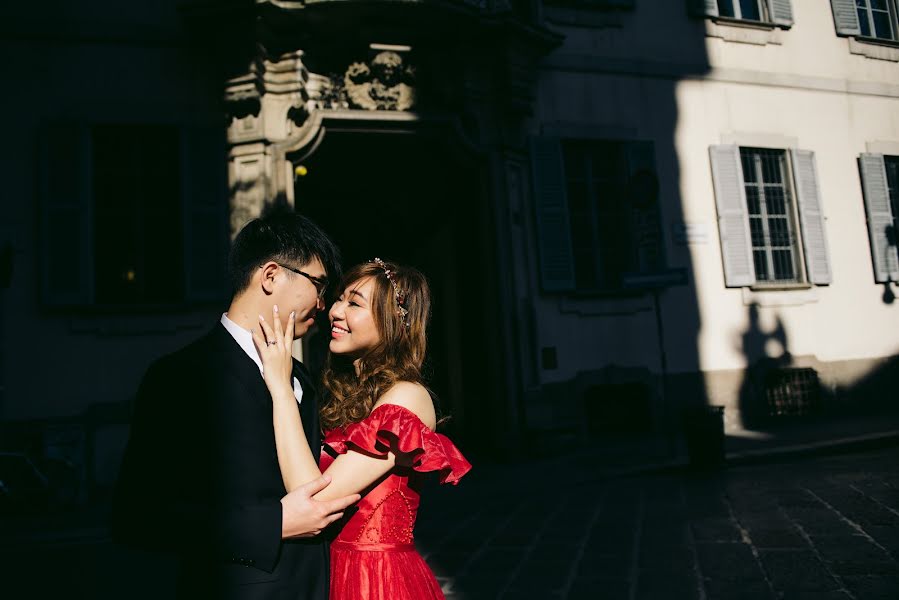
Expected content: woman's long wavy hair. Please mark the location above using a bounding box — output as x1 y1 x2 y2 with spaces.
320 260 431 431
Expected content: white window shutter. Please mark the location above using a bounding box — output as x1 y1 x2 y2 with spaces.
181 126 229 302
830 0 862 36
791 149 832 285
689 0 719 17
530 137 576 292
710 145 755 287
767 0 794 26
859 154 899 282
39 123 94 305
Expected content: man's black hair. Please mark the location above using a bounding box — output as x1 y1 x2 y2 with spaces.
228 211 341 296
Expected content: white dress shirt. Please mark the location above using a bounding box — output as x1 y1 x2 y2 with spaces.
221 313 303 405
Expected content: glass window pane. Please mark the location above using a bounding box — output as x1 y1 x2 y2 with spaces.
740 150 757 183
93 124 182 304
740 0 761 21
761 151 784 184
765 187 786 215
872 11 894 39
858 8 872 37
772 249 796 281
746 187 761 214
750 217 765 247
718 0 736 18
753 250 769 281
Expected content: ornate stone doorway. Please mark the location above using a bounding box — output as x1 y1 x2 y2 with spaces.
292 130 492 449
213 2 562 454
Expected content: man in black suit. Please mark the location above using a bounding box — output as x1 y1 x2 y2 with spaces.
112 212 358 599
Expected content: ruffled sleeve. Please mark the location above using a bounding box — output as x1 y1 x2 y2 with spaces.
323 404 471 485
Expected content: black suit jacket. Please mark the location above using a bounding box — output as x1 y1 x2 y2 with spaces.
112 324 328 600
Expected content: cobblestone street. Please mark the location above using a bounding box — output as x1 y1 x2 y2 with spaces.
416 446 899 599
1 446 897 599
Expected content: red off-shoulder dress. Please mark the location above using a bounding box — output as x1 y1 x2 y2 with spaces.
319 403 471 600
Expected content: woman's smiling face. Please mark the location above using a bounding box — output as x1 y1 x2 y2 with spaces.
328 277 381 358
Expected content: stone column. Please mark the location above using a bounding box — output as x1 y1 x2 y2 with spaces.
224 49 312 238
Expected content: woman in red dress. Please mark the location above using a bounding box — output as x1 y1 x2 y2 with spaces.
254 258 471 599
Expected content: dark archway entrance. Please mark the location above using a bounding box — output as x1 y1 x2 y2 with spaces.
293 130 492 451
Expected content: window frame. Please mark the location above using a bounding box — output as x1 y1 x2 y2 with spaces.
717 0 769 23
529 136 670 296
856 0 899 42
692 0 794 29
560 139 667 295
38 120 229 313
710 144 830 290
740 147 808 287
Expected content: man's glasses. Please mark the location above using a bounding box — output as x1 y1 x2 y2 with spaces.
274 263 329 299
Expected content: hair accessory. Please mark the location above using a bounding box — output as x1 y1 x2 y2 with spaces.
371 257 410 328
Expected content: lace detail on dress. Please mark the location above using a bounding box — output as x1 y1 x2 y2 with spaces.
356 489 415 544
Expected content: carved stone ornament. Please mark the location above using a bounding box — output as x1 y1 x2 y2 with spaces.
343 51 416 111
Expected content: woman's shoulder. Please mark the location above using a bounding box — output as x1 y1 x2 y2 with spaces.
373 381 437 430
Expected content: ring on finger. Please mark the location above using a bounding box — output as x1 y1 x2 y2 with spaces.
266 340 278 347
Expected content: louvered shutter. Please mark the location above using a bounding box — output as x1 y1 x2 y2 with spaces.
791 149 832 285
767 0 793 26
39 123 93 305
859 154 899 282
688 0 719 17
530 138 576 292
830 0 862 35
181 126 229 302
710 145 755 287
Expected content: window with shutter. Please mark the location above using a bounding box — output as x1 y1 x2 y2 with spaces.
39 122 229 308
853 0 899 41
530 137 576 292
530 137 666 293
710 145 831 288
690 0 793 26
831 0 899 41
859 154 899 282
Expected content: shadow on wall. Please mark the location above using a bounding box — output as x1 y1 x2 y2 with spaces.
527 1 713 454
733 301 899 433
735 302 792 429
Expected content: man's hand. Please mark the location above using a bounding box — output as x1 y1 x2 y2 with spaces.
281 475 360 538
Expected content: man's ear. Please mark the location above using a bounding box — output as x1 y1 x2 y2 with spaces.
259 262 279 295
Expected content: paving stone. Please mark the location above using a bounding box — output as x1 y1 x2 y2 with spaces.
840 574 899 600
638 543 693 569
427 551 473 575
702 578 774 599
809 535 897 575
445 576 506 600
776 489 821 509
695 542 766 581
514 558 572 582
566 576 630 599
576 551 629 579
491 527 539 546
689 517 743 542
743 526 806 549
783 507 853 536
634 570 701 600
503 572 566 596
757 549 841 593
863 524 899 559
